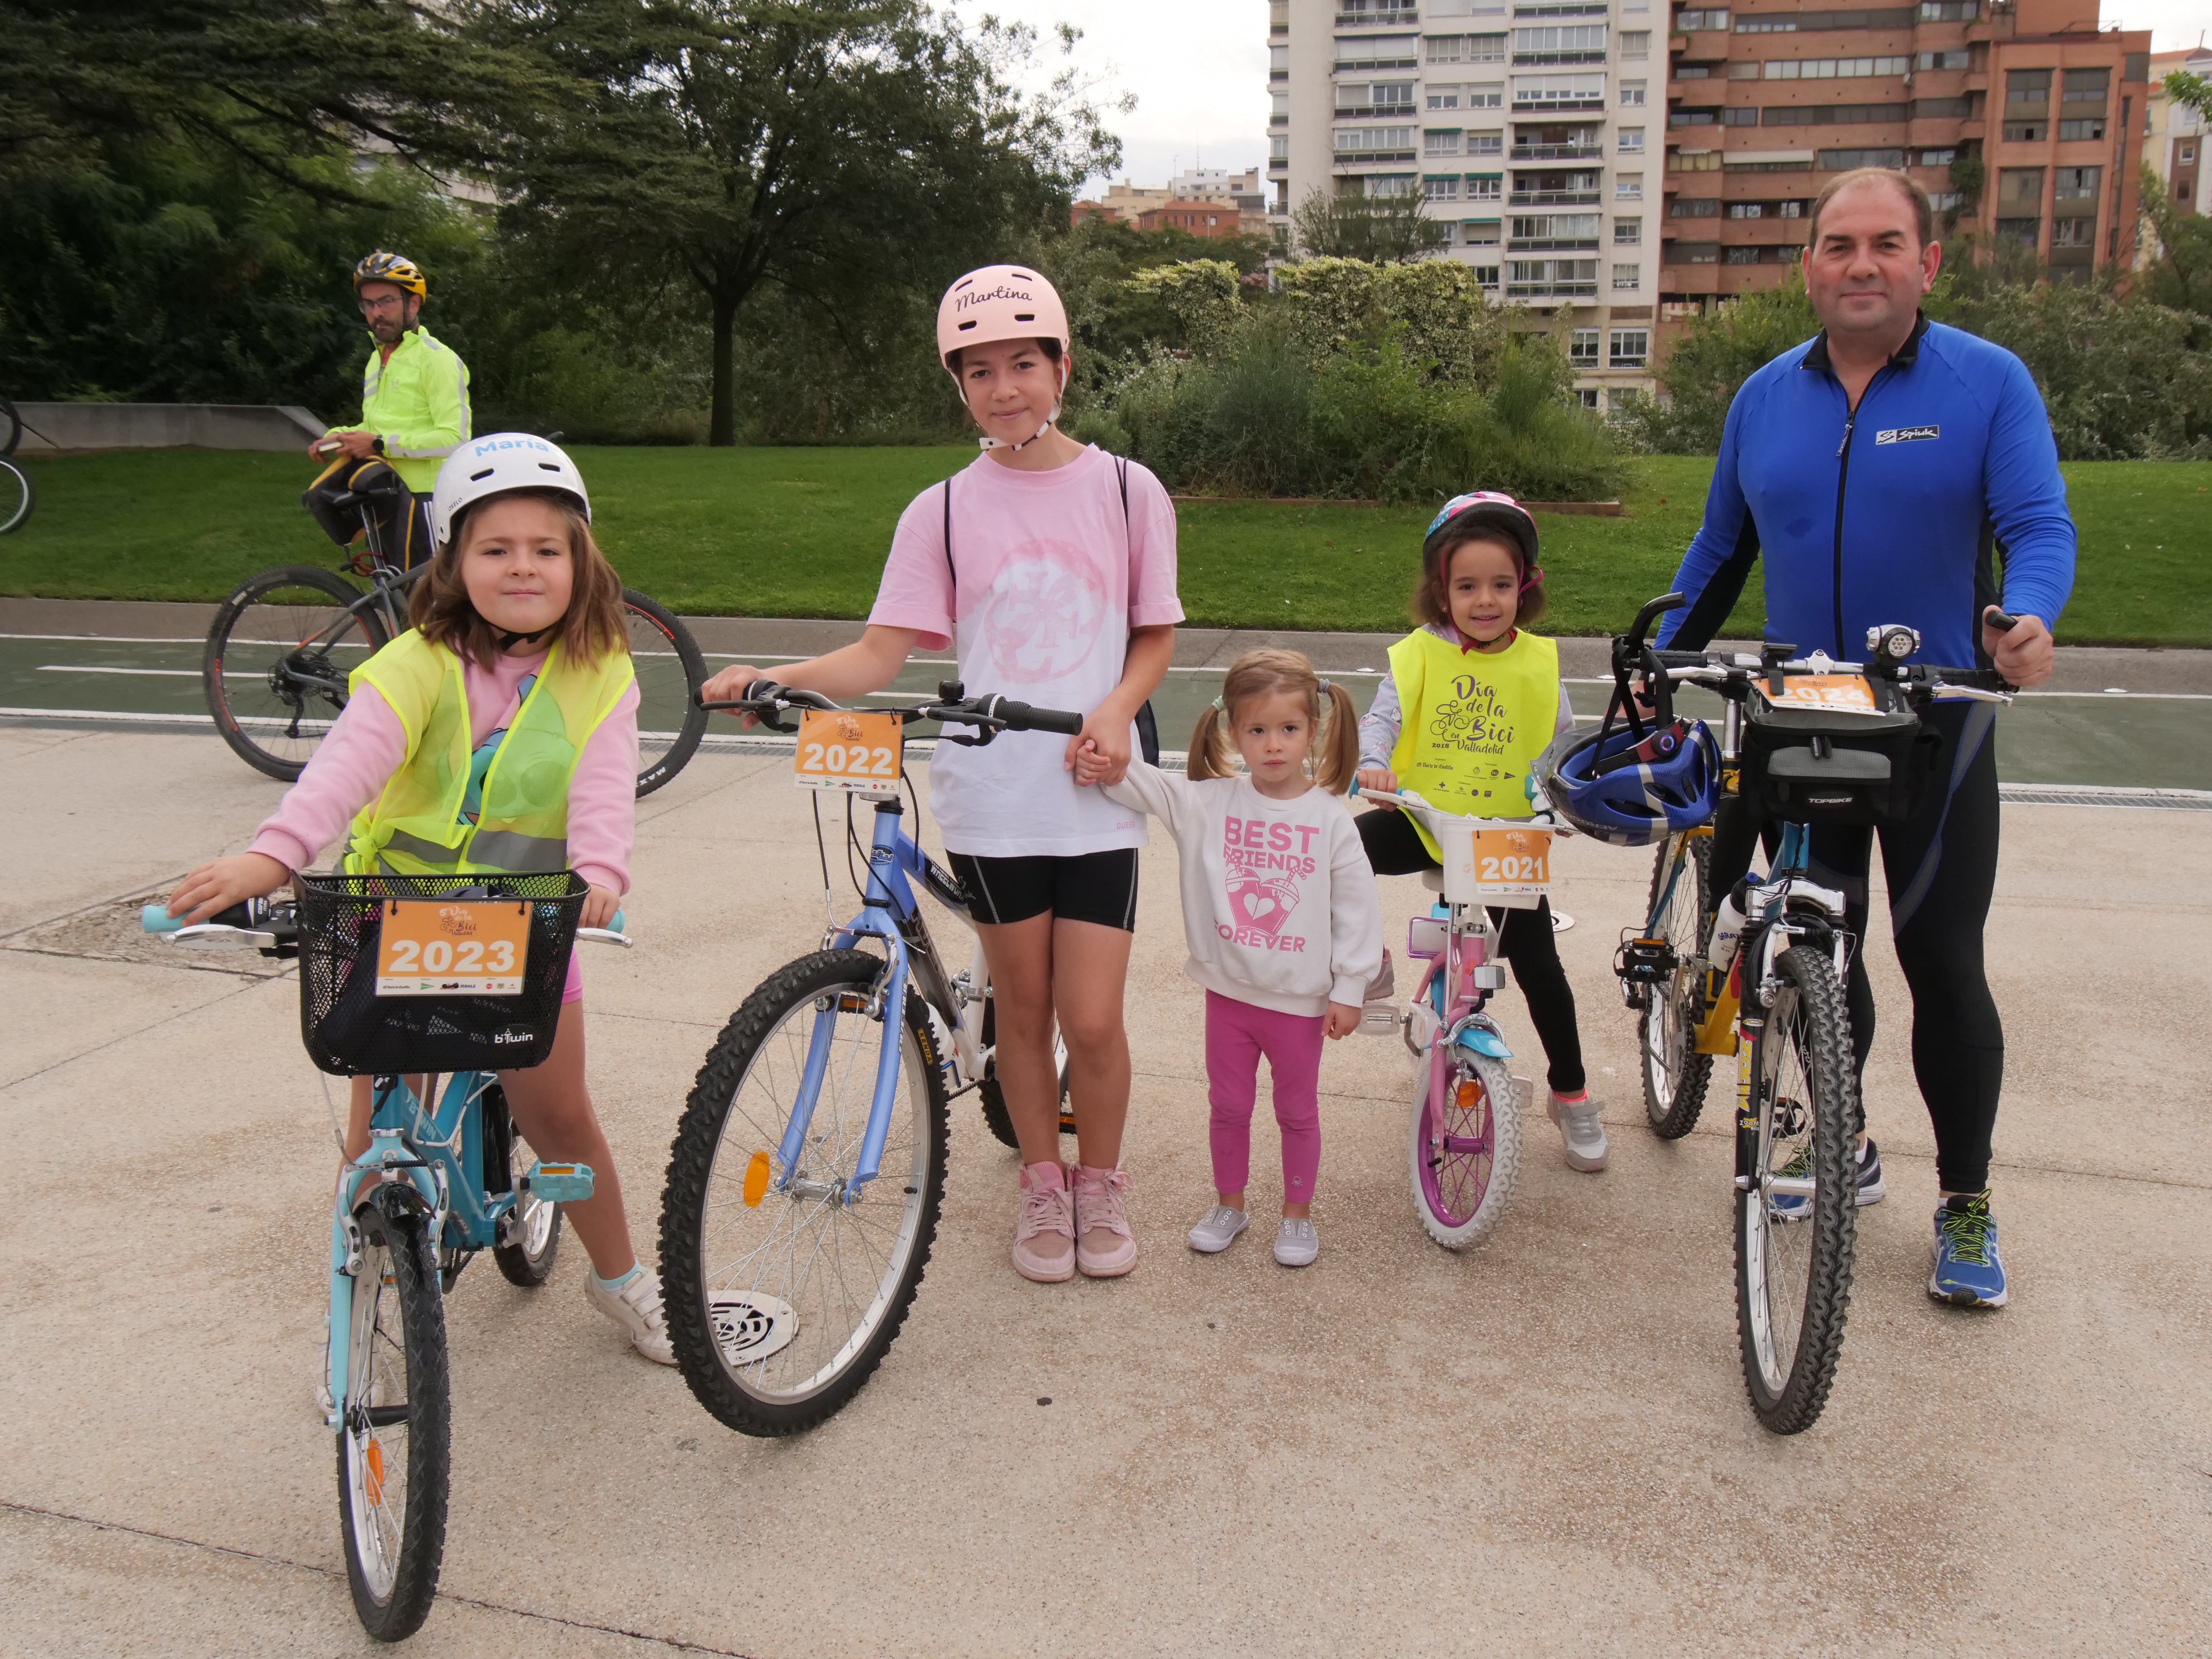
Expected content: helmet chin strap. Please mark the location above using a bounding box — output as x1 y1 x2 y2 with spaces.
493 623 552 650
977 358 1069 452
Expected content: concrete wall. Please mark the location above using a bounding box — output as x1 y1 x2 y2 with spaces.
12 403 327 454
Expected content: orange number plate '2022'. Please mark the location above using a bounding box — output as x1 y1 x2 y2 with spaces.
376 900 530 996
793 708 904 792
1767 673 1877 713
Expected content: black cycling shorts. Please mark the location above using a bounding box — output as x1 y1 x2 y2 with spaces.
946 848 1140 932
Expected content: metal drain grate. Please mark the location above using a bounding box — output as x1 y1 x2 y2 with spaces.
1999 784 2212 811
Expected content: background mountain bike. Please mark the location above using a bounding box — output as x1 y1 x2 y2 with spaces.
658 679 1083 1437
1607 596 2013 1433
144 874 631 1639
202 455 707 792
0 396 34 534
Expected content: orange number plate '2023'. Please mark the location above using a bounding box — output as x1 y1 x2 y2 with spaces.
376 900 530 996
793 708 903 792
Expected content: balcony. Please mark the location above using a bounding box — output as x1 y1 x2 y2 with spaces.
1507 281 1599 298
1508 237 1602 250
1513 96 1606 112
1335 8 1417 24
1334 152 1419 165
1510 189 1603 205
1513 52 1608 66
1511 142 1604 160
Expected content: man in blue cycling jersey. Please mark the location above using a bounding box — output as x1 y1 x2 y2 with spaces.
1659 167 2075 1311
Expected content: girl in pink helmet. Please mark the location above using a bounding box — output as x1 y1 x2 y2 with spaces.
701 265 1183 1284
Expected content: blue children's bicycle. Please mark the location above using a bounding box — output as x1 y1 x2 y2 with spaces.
658 680 1083 1437
146 873 630 1639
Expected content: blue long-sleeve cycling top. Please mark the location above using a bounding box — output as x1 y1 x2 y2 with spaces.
1656 315 2076 669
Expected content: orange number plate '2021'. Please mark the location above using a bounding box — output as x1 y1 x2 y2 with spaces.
376 900 530 996
1468 829 1551 893
793 709 903 792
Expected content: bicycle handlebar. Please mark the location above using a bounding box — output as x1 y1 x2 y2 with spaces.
143 901 629 940
699 679 1086 743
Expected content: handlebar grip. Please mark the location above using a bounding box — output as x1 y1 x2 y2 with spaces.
995 699 1084 736
610 910 624 934
1983 608 2023 634
142 904 184 934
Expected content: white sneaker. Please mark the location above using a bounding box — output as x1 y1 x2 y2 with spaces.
1273 1218 1319 1267
1547 1093 1609 1173
585 1268 677 1365
1187 1205 1249 1253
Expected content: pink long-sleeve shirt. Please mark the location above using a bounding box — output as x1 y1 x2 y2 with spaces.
249 647 640 1003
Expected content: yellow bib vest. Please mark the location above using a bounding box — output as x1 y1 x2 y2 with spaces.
1386 627 1559 858
342 630 634 877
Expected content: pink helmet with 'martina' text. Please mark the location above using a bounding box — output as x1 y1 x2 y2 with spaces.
935 265 1071 374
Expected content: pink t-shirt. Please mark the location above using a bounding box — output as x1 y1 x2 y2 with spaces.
868 446 1184 857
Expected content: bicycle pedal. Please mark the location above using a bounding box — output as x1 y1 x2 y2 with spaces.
522 1160 594 1203
1359 1002 1402 1036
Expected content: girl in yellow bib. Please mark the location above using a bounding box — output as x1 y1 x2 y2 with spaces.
165 435 675 1365
1353 491 1606 1176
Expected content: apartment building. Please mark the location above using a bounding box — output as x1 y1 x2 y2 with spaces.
2145 45 2210 219
1660 0 2150 323
1268 0 1666 406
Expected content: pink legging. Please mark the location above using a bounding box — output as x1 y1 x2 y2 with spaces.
1204 990 1324 1202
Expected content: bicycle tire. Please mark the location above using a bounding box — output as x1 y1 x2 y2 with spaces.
976 1043 1074 1147
1735 944 1857 1435
0 457 31 535
483 1083 563 1288
336 1188 451 1640
1641 834 1715 1139
205 564 392 781
0 398 19 457
660 949 949 1437
620 588 709 797
1409 1047 1523 1250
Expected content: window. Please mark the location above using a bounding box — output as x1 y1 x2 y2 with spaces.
1426 175 1463 199
2006 69 2051 109
2053 164 2101 200
1619 127 1646 152
1473 264 1502 286
1676 9 1731 29
1336 34 1420 70
1272 92 1291 120
1469 174 1504 200
1613 262 1642 289
1339 80 1417 111
1569 328 1601 366
1669 239 1722 262
2003 122 2048 143
1671 108 1721 126
1365 173 1417 197
1731 6 1920 29
1471 84 1505 108
1728 201 1764 217
1727 61 1761 79
1428 84 1463 109
1427 129 1464 154
1998 167 2045 207
1762 56 1911 80
1674 148 1723 169
1615 215 1642 243
1621 30 1651 58
1920 147 1956 166
1578 388 1601 409
1725 245 1760 263
1617 172 1644 198
1510 211 1601 243
1620 80 1646 105
1671 197 1720 215
2062 67 2108 109
1679 65 1713 79
2049 216 2096 247
1271 135 1290 160
1513 24 1609 63
1916 49 1970 71
2058 118 2105 142
1918 0 1978 17
1470 130 1505 154
1271 44 1290 74
1505 258 1598 295
1462 218 1502 245
1764 103 1908 126
1996 216 2039 247
1724 107 1760 125
1610 327 1649 367
2181 142 2197 164
1336 126 1417 152
1428 33 1507 63
1513 73 1608 108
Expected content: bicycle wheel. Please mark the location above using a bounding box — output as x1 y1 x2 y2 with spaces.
0 398 19 457
0 457 31 535
661 949 950 1436
1641 833 1715 1139
336 1189 451 1640
483 1083 563 1288
620 588 708 797
975 998 1074 1148
1409 1046 1523 1249
205 565 392 781
1735 944 1857 1435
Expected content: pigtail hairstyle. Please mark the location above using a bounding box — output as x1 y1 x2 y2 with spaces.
410 489 629 669
1188 648 1359 795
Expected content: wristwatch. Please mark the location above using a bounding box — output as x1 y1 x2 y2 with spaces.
370 435 386 456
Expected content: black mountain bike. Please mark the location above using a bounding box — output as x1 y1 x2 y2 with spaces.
203 460 708 792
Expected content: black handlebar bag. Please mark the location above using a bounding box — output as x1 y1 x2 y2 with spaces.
1737 679 1941 828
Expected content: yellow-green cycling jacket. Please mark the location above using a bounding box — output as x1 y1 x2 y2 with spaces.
323 326 473 492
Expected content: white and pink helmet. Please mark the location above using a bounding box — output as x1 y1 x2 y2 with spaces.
936 265 1072 450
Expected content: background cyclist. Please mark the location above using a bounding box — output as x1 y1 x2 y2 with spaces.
307 250 473 568
1655 167 2075 1312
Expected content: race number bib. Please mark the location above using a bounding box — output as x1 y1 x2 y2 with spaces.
1767 674 1878 713
376 899 529 996
793 709 903 792
1467 828 1551 895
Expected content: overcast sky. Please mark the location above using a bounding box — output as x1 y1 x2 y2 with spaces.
955 0 2211 196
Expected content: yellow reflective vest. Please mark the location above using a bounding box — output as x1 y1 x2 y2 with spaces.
343 630 634 878
324 326 473 492
1386 626 1559 858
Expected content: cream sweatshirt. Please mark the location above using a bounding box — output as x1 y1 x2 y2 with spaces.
1104 761 1385 1018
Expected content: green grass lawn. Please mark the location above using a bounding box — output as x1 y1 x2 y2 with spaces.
5 445 2206 643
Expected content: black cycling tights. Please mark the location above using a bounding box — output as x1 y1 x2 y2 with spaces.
1358 808 1586 1097
1708 701 2003 1193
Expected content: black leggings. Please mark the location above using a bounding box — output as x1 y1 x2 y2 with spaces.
1358 807 1586 1097
1708 700 2003 1193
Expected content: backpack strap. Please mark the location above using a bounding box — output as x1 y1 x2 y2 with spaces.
942 476 955 595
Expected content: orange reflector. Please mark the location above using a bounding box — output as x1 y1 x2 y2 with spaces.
364 1437 385 1507
743 1150 771 1208
1455 1078 1485 1111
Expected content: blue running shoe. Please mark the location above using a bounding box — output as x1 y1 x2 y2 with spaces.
1929 1190 2008 1308
1768 1135 1885 1221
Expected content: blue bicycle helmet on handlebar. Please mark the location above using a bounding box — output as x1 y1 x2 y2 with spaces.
1532 718 1723 847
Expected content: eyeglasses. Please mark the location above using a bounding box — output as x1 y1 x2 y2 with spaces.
358 294 408 314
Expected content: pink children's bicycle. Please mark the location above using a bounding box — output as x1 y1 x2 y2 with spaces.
1362 788 1561 1249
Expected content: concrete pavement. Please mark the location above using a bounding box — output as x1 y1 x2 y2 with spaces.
2 720 2209 1655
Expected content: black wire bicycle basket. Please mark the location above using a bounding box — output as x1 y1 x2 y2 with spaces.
296 872 587 1076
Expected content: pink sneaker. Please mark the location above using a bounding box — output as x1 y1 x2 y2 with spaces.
1071 1164 1138 1278
1012 1161 1076 1283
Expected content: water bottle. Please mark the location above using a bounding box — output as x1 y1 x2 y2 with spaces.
1707 876 1761 969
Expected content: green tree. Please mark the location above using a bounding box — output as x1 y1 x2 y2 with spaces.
1288 186 1449 261
1620 271 1817 452
2136 163 2212 325
2166 70 2212 123
483 0 1118 445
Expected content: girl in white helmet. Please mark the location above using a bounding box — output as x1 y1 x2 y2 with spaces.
701 265 1183 1284
166 434 677 1365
